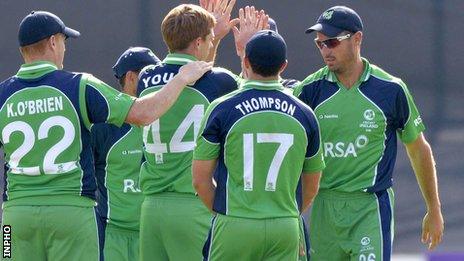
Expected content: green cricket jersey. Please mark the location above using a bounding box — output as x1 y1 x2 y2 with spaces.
194 80 325 219
294 58 425 193
137 53 238 195
91 123 144 231
0 61 135 207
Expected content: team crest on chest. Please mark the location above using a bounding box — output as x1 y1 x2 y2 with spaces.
359 109 379 132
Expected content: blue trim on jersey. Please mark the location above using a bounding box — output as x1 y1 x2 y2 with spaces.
375 190 392 261
91 123 133 221
202 215 217 261
137 62 237 102
280 78 300 89
359 78 409 192
297 79 339 109
212 150 228 214
2 163 9 201
94 206 106 261
296 178 303 211
86 85 110 123
301 216 311 261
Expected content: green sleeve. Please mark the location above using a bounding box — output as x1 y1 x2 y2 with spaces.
397 81 425 143
302 150 325 174
193 101 221 160
82 73 135 127
193 136 220 160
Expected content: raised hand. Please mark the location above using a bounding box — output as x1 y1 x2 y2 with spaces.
200 0 238 41
232 6 269 58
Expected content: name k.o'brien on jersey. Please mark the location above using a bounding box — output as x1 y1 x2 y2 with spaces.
235 96 296 116
6 96 63 118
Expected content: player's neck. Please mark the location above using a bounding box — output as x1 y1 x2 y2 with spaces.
23 54 59 68
247 72 279 82
174 48 201 61
335 57 364 89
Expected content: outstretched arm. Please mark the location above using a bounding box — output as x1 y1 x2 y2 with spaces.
404 133 444 250
231 6 269 78
200 0 239 62
125 61 213 125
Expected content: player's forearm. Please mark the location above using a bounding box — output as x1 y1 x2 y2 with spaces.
301 172 321 213
206 39 221 62
406 137 441 212
125 75 188 125
239 54 247 79
195 181 216 211
192 159 218 211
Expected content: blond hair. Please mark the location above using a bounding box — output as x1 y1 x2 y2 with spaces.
161 4 215 52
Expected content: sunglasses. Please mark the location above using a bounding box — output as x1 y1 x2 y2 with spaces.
314 34 351 49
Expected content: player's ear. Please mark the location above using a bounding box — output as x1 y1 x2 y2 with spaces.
354 31 362 46
195 37 202 49
49 35 57 49
243 57 251 69
279 60 288 74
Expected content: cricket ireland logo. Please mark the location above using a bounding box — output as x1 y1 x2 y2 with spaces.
322 10 334 20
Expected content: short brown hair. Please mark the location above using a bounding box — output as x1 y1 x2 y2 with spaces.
161 4 215 52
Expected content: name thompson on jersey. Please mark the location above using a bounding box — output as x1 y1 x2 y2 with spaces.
235 95 296 116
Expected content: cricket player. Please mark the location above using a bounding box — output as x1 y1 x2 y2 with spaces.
0 11 211 261
92 47 160 261
294 6 444 260
193 30 325 260
137 4 239 260
231 12 310 259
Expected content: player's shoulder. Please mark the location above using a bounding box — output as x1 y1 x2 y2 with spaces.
74 72 102 87
53 69 86 80
368 63 407 90
0 76 15 87
137 63 179 92
278 88 317 117
280 78 300 89
209 66 238 78
139 63 165 78
204 66 239 83
300 67 329 87
0 76 16 102
194 67 239 99
205 87 247 116
293 67 329 96
211 87 244 105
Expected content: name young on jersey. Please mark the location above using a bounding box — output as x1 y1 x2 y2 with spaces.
235 97 296 116
141 72 175 89
6 96 63 118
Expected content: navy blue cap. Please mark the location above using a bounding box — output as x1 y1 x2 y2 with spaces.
112 47 161 79
305 6 363 37
268 18 278 33
246 30 286 68
18 11 80 47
